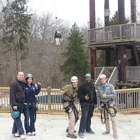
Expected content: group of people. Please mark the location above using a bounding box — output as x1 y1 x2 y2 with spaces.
60 73 118 139
10 72 41 139
10 72 118 140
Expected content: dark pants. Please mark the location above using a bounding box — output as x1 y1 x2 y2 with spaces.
12 103 24 135
79 102 94 133
24 106 36 133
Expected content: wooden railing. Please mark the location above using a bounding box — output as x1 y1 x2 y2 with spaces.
0 87 140 114
126 66 140 82
88 23 140 45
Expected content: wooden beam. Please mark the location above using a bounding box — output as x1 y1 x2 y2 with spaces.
117 46 126 81
104 0 110 66
118 0 125 24
132 45 140 66
89 0 95 29
104 0 109 26
131 46 137 66
90 49 96 79
89 0 96 79
131 0 136 23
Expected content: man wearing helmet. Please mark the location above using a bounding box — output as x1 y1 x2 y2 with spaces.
97 74 118 139
59 76 79 139
78 73 97 138
10 72 26 139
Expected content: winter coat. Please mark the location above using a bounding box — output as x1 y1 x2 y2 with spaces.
54 32 62 38
62 84 78 102
25 84 41 103
78 82 97 105
97 83 116 106
10 79 25 106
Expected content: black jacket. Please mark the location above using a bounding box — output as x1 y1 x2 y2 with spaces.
10 79 25 106
54 32 62 38
78 82 97 104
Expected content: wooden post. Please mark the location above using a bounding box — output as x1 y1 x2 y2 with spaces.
89 0 95 29
104 0 110 66
47 87 51 114
89 0 96 79
131 47 137 66
131 0 136 23
105 50 110 66
117 46 126 81
118 0 125 24
90 49 96 79
118 0 126 82
104 0 109 27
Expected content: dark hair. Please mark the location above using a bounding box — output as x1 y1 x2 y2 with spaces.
25 78 34 86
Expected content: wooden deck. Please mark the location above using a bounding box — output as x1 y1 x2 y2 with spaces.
88 23 140 48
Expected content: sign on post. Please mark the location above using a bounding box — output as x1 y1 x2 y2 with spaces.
105 9 110 16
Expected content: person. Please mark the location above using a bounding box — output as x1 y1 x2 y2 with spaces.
10 72 26 139
78 73 97 138
97 74 118 139
59 76 79 139
54 30 62 47
24 74 41 136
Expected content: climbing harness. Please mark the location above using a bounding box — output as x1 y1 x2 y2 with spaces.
100 100 117 124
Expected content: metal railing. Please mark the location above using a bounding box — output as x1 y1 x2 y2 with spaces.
94 67 105 88
108 67 118 88
94 67 117 88
126 66 140 82
88 23 140 44
0 87 140 114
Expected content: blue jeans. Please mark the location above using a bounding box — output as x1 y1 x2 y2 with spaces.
12 104 24 135
79 102 94 133
24 106 35 133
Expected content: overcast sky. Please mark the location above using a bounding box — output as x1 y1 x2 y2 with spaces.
27 0 140 26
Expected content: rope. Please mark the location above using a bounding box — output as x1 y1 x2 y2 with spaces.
100 101 117 124
54 0 58 30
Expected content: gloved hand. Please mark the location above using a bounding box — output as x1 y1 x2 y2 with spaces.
72 92 78 100
98 106 103 112
64 88 68 93
102 93 107 98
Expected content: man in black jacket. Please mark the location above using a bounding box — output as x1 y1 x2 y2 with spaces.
78 73 97 138
10 72 26 139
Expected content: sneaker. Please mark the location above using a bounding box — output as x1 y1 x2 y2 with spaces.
78 132 84 138
86 130 95 134
67 133 77 139
13 133 19 137
31 132 36 136
102 131 110 135
113 134 118 139
20 134 26 139
26 132 31 136
66 129 76 133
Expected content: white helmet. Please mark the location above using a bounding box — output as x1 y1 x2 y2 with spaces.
100 74 106 79
71 76 78 82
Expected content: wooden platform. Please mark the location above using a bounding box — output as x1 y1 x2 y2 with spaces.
88 23 140 48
